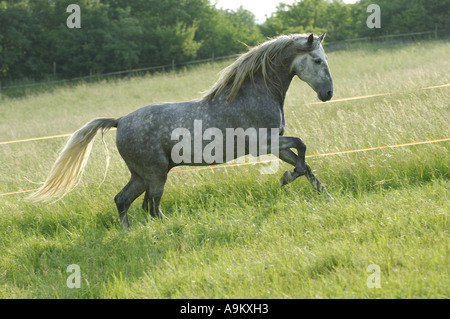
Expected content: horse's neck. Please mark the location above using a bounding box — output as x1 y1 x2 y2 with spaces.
251 63 295 107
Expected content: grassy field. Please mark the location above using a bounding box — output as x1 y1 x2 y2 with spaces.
0 40 449 298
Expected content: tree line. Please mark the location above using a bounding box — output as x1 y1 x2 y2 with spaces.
0 0 448 83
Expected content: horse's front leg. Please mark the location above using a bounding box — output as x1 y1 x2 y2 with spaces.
278 145 333 201
304 163 334 201
278 136 307 182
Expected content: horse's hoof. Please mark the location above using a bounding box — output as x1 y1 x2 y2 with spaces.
281 170 293 186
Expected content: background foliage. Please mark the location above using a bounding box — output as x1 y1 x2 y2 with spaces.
0 0 448 82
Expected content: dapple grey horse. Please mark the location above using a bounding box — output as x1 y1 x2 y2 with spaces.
30 33 334 229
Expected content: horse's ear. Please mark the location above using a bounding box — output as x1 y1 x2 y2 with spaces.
307 33 314 46
319 33 326 43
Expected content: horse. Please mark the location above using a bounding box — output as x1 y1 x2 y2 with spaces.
29 33 334 230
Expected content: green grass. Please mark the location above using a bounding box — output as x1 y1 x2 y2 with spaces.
0 40 449 298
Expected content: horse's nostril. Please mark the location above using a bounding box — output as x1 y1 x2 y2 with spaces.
327 91 333 97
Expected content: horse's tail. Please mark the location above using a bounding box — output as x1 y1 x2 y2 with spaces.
28 118 118 201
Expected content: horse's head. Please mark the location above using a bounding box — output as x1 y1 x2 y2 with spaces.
290 33 334 102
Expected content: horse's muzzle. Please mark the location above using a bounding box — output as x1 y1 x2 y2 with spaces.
318 90 333 102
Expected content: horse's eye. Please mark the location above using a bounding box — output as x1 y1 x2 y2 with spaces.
314 59 322 65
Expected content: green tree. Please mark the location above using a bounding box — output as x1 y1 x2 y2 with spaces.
0 1 46 80
196 6 263 59
105 0 206 66
356 0 448 37
259 0 356 41
1 0 446 84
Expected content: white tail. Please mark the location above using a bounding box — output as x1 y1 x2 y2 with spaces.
28 118 118 201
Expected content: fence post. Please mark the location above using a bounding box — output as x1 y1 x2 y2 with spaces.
434 24 438 39
172 60 175 71
53 62 56 80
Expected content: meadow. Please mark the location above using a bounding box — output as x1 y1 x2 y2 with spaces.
0 40 448 298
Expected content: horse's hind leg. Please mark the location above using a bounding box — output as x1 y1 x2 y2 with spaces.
148 192 168 220
142 167 168 219
114 173 147 230
142 189 168 219
142 191 149 213
146 171 169 220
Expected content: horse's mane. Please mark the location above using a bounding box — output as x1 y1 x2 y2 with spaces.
202 34 315 102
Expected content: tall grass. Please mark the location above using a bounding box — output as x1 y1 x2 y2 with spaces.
0 40 449 298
